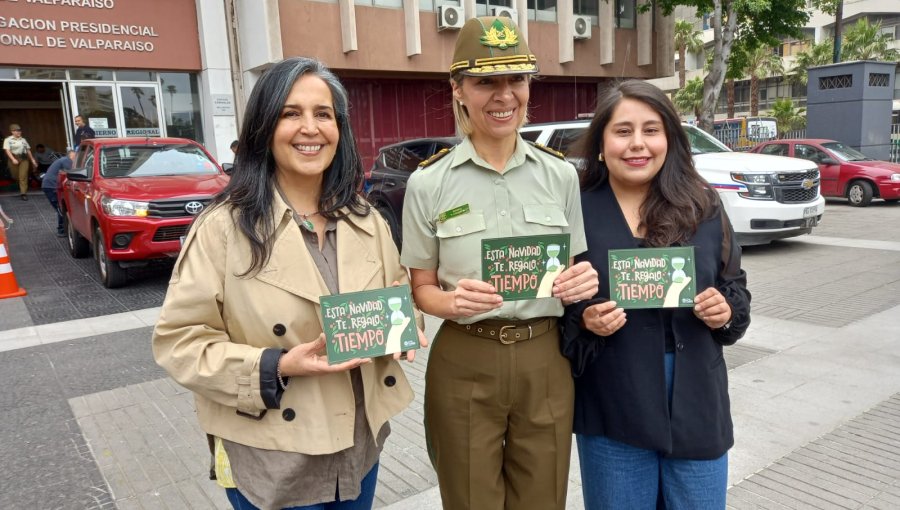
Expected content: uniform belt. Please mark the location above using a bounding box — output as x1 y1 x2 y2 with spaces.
447 318 557 344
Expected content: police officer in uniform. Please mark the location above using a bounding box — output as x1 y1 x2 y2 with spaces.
401 16 599 510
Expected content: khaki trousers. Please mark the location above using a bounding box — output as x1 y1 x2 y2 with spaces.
9 159 30 194
424 319 574 510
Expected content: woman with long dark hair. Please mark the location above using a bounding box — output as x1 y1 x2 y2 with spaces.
153 57 424 510
561 80 751 508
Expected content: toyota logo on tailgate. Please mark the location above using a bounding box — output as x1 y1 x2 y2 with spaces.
185 201 204 215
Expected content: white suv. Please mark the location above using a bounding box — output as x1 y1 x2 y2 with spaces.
519 120 825 245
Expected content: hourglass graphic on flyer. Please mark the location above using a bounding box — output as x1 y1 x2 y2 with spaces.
546 244 561 272
671 256 686 283
388 297 405 326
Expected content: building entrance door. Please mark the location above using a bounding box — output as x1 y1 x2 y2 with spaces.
116 83 164 137
68 82 165 138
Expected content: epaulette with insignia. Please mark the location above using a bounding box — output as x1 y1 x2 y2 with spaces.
418 147 454 168
528 141 566 160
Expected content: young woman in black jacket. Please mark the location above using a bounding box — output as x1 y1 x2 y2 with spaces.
561 80 751 509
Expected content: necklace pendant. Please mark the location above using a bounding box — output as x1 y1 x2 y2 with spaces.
301 217 315 232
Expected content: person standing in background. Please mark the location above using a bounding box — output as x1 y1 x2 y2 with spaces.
3 124 38 200
73 115 95 149
43 150 75 238
34 144 58 175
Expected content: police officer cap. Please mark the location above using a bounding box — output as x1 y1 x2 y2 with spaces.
9 124 21 131
450 16 538 77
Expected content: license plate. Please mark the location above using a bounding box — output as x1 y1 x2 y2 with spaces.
803 206 818 218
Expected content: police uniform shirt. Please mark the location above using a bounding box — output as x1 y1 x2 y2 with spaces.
401 135 587 324
3 136 30 157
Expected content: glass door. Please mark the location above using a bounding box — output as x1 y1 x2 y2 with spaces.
70 82 120 138
116 83 164 137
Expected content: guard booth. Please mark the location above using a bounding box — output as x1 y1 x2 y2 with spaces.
806 60 896 161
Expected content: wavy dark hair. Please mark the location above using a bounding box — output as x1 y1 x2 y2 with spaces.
211 57 368 275
574 80 718 247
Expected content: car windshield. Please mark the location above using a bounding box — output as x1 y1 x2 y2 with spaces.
821 142 871 162
100 144 219 178
684 125 731 154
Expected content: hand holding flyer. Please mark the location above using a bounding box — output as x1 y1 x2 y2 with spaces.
608 247 696 309
320 285 419 364
482 234 571 301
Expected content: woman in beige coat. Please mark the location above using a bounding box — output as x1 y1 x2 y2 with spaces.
153 57 424 510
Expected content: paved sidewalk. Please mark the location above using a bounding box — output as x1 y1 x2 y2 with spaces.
1 196 899 509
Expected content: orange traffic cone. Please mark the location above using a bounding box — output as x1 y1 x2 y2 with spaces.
0 224 26 298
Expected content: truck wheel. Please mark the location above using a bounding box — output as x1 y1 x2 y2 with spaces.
847 181 873 207
94 227 128 288
66 215 90 258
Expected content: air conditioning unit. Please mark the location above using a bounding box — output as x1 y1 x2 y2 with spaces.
491 7 518 19
438 5 465 30
573 15 592 39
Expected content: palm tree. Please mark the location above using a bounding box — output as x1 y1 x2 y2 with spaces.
673 77 705 121
674 20 704 89
769 98 806 138
745 46 783 117
790 39 833 86
130 86 147 120
842 18 900 62
166 85 177 124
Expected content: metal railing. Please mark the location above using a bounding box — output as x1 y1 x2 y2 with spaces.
711 123 900 163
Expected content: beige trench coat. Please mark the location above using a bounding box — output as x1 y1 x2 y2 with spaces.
152 194 416 455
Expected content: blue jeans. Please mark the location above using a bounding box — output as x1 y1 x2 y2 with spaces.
576 353 728 509
42 188 63 233
225 463 379 510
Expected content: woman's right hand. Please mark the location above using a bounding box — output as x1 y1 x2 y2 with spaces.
582 300 627 337
279 334 371 377
450 278 503 318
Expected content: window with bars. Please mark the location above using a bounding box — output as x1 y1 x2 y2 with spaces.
869 73 890 87
819 74 852 90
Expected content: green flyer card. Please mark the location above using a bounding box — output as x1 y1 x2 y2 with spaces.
481 234 571 301
608 247 696 309
320 285 419 364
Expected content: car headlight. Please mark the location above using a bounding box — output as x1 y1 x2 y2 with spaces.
731 172 774 199
891 173 900 182
101 196 149 217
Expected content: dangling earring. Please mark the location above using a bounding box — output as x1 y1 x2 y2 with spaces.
598 153 604 162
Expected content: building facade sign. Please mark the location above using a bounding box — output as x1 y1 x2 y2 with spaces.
0 0 201 70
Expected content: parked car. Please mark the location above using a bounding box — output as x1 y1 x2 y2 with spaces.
58 138 229 288
749 139 900 207
519 120 825 246
366 136 458 247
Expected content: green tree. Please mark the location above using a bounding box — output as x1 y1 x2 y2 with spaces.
673 77 705 120
790 38 833 86
770 98 806 138
745 46 784 117
808 0 843 62
654 0 809 133
674 19 704 89
842 18 900 61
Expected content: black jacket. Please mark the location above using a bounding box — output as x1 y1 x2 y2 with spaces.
561 182 751 460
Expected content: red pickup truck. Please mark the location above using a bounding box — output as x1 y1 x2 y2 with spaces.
59 137 229 287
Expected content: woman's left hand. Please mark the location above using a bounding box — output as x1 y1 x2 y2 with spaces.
553 261 599 305
393 326 429 362
694 287 732 329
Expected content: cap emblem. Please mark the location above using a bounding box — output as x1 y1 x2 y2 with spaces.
480 19 519 50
